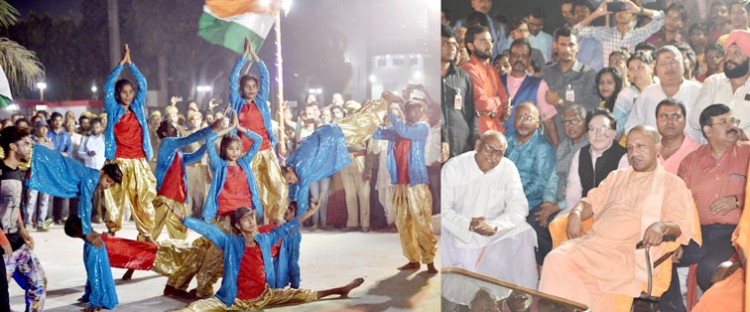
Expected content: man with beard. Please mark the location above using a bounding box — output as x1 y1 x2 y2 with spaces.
692 30 750 139
77 118 107 223
501 39 559 145
626 45 704 142
462 25 510 134
48 112 73 225
0 126 46 312
660 104 750 311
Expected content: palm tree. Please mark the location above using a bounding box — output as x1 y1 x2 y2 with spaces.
0 0 44 91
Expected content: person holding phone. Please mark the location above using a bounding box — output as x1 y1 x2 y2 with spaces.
574 0 665 68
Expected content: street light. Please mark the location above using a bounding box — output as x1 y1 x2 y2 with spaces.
308 88 322 95
196 85 212 93
36 82 47 101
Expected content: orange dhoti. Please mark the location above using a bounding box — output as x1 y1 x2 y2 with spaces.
691 267 744 312
539 167 700 311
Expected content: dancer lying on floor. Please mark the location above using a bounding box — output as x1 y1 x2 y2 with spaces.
170 200 364 311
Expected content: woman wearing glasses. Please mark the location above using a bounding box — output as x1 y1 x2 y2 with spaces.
565 108 629 210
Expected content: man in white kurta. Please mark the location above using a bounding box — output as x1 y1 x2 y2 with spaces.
440 130 538 294
690 30 750 138
625 46 704 143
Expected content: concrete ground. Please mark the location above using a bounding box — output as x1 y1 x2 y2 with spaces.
9 220 441 312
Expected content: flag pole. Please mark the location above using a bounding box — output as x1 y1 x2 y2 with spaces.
274 11 286 157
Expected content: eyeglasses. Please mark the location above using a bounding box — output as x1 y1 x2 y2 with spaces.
588 126 613 135
516 115 536 123
562 118 582 126
657 59 681 67
657 113 684 121
479 138 505 158
709 117 741 127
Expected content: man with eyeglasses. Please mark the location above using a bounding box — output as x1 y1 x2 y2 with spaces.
655 98 700 174
566 109 628 211
441 130 538 291
661 103 750 311
626 45 704 143
533 105 590 266
442 24 479 161
505 103 555 225
692 30 750 140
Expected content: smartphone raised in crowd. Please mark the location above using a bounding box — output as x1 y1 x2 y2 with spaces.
606 1 627 12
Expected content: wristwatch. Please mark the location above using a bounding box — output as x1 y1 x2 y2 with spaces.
639 6 644 16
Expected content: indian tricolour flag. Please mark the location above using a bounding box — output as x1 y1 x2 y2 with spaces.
198 0 282 55
0 66 12 108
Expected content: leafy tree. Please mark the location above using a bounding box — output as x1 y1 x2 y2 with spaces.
0 0 44 96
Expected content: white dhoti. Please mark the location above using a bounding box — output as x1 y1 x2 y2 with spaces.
441 221 538 302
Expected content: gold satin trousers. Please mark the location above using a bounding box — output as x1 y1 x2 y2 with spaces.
393 184 437 264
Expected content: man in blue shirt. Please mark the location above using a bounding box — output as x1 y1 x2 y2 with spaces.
505 102 556 265
47 111 73 225
373 100 438 274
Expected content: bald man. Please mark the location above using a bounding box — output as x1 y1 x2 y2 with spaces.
539 126 701 311
441 131 538 289
505 103 556 262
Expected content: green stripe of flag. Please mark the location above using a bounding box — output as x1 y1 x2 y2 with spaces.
198 12 266 55
0 95 11 109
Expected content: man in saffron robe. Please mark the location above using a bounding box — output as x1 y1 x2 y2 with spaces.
538 125 701 311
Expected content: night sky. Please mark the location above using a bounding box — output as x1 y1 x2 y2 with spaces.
8 0 83 20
